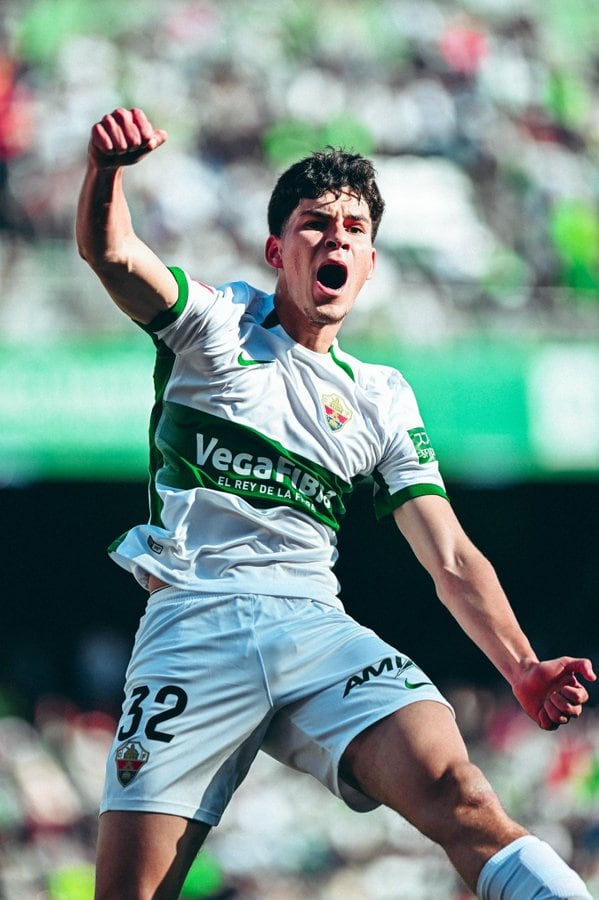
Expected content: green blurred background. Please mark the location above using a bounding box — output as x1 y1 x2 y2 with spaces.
1 1 599 896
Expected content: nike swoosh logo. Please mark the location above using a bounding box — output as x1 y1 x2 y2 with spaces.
237 351 274 367
405 679 432 690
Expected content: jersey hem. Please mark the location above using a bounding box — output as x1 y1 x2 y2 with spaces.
107 551 345 609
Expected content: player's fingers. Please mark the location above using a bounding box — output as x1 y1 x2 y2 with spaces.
559 682 589 706
107 108 167 156
147 128 169 151
112 107 168 152
108 109 144 153
538 706 560 731
128 107 155 143
544 696 569 726
90 121 115 154
89 109 168 167
549 689 583 718
554 671 591 707
562 658 597 683
91 113 129 156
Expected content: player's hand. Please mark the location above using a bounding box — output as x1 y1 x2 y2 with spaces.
512 656 596 730
89 108 167 169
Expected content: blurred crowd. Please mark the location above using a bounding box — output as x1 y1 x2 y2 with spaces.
0 0 598 345
3 685 599 898
2 0 599 896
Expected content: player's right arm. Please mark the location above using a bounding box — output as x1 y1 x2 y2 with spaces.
76 107 178 323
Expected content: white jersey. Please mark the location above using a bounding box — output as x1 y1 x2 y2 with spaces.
109 267 448 605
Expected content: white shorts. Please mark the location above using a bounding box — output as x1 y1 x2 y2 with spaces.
101 588 452 826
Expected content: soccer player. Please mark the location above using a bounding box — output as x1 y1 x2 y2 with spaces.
77 107 596 899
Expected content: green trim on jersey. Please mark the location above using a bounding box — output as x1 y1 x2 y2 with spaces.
329 344 355 382
107 530 127 554
263 307 354 382
141 266 189 334
156 402 354 530
135 266 191 524
374 482 449 520
147 342 179 525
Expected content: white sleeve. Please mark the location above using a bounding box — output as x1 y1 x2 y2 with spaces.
147 267 248 355
372 369 447 518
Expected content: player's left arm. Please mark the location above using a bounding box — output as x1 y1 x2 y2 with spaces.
393 494 596 730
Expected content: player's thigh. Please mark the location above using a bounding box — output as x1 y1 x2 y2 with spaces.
95 810 210 900
340 700 477 829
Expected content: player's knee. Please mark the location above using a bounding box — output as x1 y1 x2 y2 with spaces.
424 759 503 845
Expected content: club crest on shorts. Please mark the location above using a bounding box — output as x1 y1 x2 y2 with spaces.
115 740 150 787
322 393 353 433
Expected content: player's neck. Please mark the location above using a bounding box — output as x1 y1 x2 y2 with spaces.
279 310 342 353
273 295 345 353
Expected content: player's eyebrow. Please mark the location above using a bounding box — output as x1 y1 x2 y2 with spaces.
300 207 370 224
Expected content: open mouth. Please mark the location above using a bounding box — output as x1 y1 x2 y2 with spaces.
317 263 347 290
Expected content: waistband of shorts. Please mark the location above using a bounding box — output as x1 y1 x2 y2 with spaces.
148 574 172 593
144 574 344 611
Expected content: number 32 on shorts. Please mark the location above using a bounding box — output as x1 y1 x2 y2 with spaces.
117 684 188 743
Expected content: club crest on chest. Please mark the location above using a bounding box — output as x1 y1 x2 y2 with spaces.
321 393 353 433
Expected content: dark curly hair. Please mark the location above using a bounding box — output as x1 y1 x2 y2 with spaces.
267 148 385 241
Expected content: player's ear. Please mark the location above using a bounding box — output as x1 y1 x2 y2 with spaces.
367 247 377 280
265 235 283 270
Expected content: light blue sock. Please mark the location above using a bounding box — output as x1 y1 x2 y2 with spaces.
477 835 592 899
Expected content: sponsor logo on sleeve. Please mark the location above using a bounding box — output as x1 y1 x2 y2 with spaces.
408 427 437 464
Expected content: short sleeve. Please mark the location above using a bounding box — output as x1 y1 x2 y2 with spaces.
142 268 247 355
372 371 448 519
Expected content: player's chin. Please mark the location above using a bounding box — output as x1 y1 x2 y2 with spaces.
312 289 353 319
309 304 347 327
